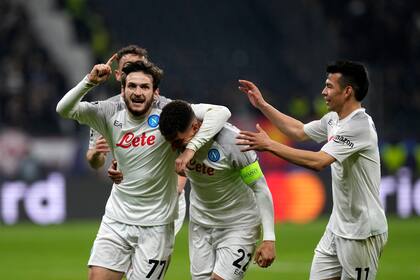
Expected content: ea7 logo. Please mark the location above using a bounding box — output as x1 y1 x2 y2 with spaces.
332 135 354 148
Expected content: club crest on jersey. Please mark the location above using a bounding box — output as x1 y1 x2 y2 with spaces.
208 149 220 162
148 114 160 128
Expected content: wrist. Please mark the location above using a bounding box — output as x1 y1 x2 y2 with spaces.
256 100 269 111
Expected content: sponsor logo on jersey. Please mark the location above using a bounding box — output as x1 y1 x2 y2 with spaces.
329 134 354 148
208 149 220 162
187 159 215 176
328 119 334 126
113 120 123 128
116 132 156 148
148 114 160 128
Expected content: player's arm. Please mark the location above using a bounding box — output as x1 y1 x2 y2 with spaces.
107 159 123 184
177 175 187 194
56 54 116 119
175 104 231 174
237 124 335 171
240 161 276 268
86 135 110 169
238 80 308 141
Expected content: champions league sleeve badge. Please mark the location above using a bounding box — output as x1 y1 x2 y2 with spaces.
208 149 220 162
148 114 160 128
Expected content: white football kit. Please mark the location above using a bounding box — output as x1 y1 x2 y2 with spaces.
57 76 231 279
88 94 186 235
186 123 275 280
304 108 388 279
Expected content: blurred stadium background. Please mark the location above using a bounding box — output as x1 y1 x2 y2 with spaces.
0 0 419 279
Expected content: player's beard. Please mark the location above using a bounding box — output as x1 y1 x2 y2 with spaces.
124 95 154 117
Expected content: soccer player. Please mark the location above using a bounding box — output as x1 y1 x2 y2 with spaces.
56 59 231 280
86 45 148 169
158 100 276 280
85 45 186 235
236 61 388 280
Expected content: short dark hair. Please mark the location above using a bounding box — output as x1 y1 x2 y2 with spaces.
116 45 149 62
326 60 369 101
121 60 163 90
159 100 195 142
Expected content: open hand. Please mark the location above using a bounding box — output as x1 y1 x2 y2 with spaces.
238 80 267 109
236 124 273 152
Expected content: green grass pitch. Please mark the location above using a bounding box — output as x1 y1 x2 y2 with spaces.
0 216 419 279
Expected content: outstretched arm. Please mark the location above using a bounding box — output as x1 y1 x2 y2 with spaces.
237 124 335 171
238 80 308 141
56 54 116 118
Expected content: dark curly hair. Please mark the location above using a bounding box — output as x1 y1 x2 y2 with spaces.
159 100 195 143
121 60 163 90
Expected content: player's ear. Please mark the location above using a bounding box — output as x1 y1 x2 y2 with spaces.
344 85 353 99
192 119 200 132
114 70 121 81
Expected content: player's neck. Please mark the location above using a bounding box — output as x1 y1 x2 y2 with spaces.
337 101 361 120
126 106 153 121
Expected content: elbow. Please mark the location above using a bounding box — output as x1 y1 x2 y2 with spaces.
310 162 328 172
291 126 308 142
56 100 73 119
220 106 231 120
56 101 66 117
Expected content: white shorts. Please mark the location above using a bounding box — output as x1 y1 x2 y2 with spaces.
189 221 260 280
174 190 186 235
88 216 175 280
310 229 388 280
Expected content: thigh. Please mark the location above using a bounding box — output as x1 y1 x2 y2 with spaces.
310 230 342 280
128 223 175 280
189 222 215 280
212 226 259 280
336 232 388 280
213 244 255 280
88 217 132 274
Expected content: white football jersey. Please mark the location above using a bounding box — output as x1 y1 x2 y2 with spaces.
187 123 262 228
304 108 387 239
88 94 122 149
58 77 231 226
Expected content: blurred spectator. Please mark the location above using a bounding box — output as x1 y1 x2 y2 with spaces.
0 0 67 136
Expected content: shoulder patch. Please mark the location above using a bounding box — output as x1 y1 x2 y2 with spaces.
208 148 220 162
148 114 160 128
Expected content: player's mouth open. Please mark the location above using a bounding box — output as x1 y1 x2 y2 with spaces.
131 98 145 104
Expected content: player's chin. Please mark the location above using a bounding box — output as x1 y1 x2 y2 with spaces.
128 105 148 116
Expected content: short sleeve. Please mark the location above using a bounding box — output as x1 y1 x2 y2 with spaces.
217 126 258 169
321 123 370 163
303 113 330 143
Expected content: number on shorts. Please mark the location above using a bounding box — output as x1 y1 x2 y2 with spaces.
146 259 167 279
232 249 252 272
355 267 370 280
